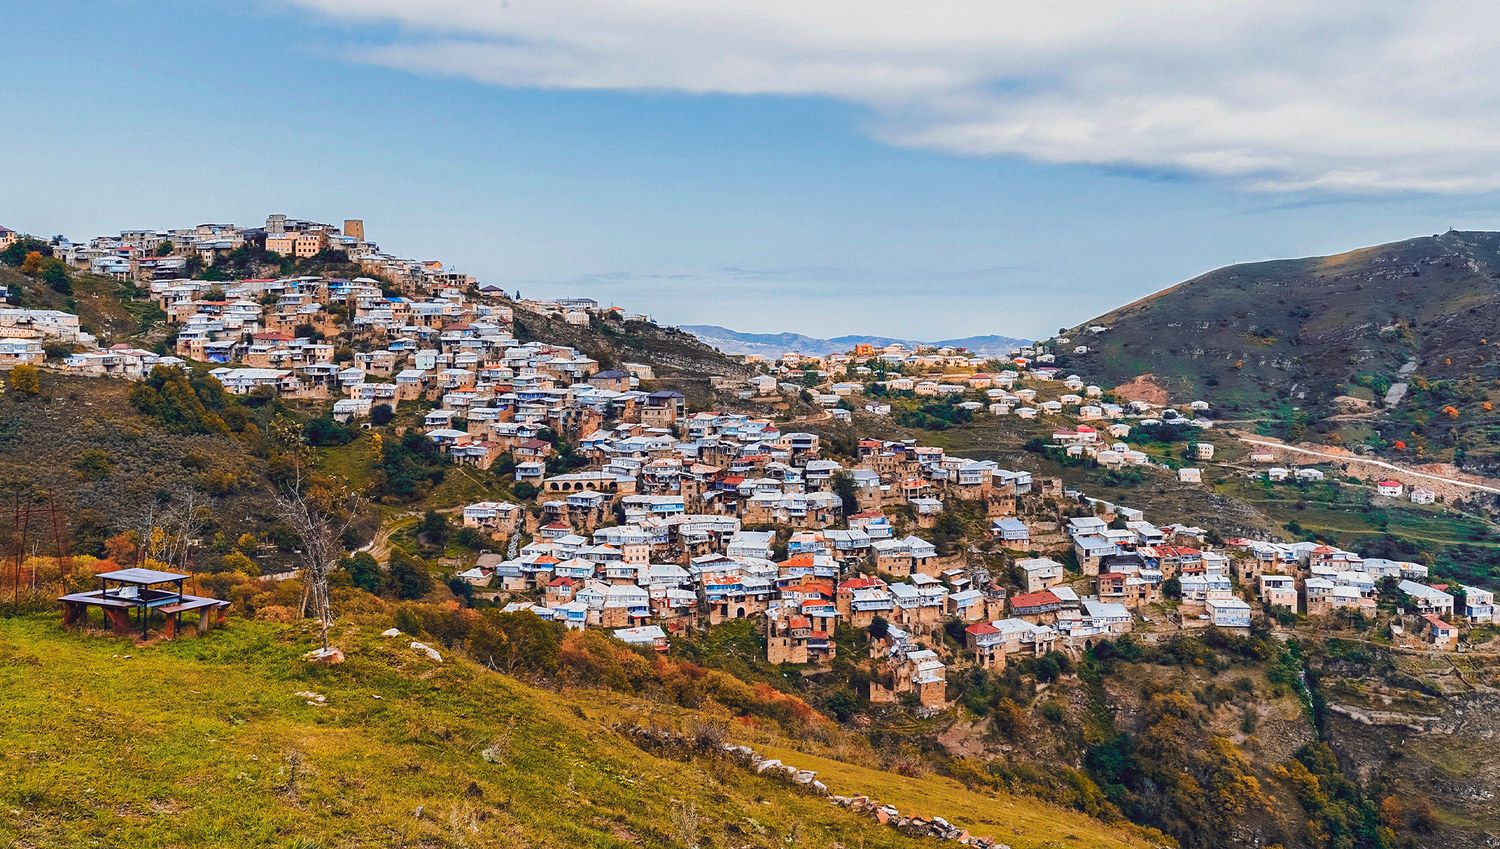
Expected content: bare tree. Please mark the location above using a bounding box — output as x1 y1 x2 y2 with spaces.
271 416 361 651
128 484 211 574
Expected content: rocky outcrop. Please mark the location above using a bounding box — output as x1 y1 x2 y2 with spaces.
617 723 1014 847
1324 702 1442 731
826 793 1010 848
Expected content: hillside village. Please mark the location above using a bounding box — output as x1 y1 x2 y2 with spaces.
8 215 1500 849
2 215 1489 701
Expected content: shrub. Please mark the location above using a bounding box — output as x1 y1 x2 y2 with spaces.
371 431 446 501
1034 654 1061 683
388 550 433 600
73 449 112 480
990 697 1029 740
1041 701 1066 724
223 551 259 577
305 415 354 447
340 551 381 593
128 366 230 435
418 510 450 546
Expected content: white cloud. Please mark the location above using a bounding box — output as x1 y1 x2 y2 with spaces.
281 0 1500 192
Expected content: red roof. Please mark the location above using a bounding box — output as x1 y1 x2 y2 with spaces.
1379 480 1402 487
1010 591 1062 609
841 576 885 590
966 622 1000 635
547 576 575 587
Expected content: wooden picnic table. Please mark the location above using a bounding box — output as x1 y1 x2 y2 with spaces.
59 567 227 639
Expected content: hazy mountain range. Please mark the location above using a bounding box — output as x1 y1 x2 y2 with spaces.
682 325 1029 358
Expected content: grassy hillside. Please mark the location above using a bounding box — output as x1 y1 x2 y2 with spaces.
0 614 1149 849
1067 231 1500 467
513 309 754 409
3 265 162 343
0 373 295 570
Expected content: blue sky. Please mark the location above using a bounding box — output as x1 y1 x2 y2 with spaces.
7 1 1500 340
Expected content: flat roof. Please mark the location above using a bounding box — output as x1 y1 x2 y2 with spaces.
97 567 189 585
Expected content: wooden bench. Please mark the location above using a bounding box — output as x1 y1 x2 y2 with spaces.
59 592 138 636
160 597 231 637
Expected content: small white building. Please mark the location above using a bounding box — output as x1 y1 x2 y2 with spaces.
1410 487 1436 505
1376 480 1404 497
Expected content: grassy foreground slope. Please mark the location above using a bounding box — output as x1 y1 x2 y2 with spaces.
0 616 1145 849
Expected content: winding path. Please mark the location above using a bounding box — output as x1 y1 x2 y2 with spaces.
1236 436 1500 496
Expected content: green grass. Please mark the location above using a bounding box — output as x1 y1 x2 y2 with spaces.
313 433 375 492
0 614 1143 849
1216 477 1499 547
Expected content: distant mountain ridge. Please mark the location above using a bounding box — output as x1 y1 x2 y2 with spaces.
682 324 1028 358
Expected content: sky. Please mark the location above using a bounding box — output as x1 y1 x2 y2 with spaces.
7 1 1500 340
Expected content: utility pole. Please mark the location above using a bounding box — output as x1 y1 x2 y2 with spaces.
48 495 70 580
18 502 31 603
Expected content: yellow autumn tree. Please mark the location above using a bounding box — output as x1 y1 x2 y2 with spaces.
8 364 40 396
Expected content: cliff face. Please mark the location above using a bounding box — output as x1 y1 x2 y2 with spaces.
1323 680 1500 847
932 641 1500 849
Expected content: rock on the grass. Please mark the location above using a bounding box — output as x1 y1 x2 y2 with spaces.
381 628 401 637
410 641 443 662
